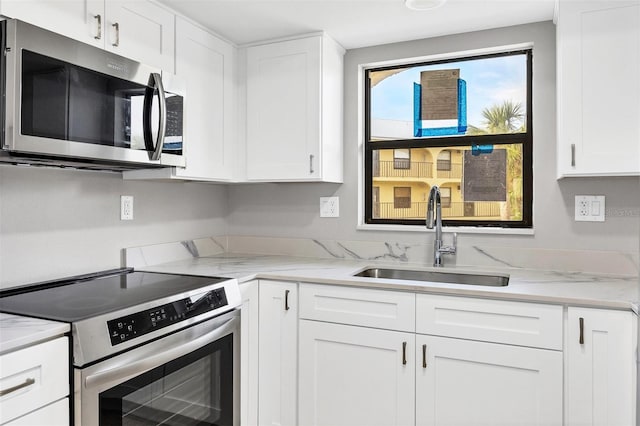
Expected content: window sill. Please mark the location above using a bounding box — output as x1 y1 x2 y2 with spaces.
357 223 535 236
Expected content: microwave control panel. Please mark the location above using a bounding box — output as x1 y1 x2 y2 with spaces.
107 288 228 345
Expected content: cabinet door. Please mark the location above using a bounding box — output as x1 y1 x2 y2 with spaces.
415 334 562 426
557 0 640 176
174 18 236 181
258 281 298 426
4 398 68 426
0 0 104 47
240 281 259 426
246 37 321 181
105 0 175 71
566 307 636 426
299 320 415 426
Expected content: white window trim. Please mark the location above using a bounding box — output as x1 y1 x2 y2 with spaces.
356 42 536 235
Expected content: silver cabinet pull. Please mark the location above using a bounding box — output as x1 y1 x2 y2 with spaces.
112 22 120 47
285 289 290 311
571 144 576 167
0 377 35 397
422 344 427 368
309 154 314 174
94 15 102 40
402 341 407 365
579 317 584 345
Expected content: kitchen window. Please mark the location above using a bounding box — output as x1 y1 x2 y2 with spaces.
364 49 532 228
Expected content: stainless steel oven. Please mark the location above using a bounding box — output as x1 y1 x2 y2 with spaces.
0 19 185 171
0 269 240 426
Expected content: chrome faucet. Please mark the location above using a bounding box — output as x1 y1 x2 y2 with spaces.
426 185 457 267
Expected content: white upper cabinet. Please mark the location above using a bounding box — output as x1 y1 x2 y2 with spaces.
245 34 344 182
125 18 237 181
104 1 175 72
0 0 175 72
556 0 640 177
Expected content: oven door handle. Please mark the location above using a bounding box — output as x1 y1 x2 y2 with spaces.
84 317 236 389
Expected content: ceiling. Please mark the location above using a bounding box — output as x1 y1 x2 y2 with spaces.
157 0 556 49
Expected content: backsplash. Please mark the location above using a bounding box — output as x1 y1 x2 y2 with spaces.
126 235 639 276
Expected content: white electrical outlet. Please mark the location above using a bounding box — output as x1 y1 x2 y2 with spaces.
121 195 134 221
320 196 339 218
575 195 605 222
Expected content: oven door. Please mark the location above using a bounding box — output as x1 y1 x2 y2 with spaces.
75 310 239 426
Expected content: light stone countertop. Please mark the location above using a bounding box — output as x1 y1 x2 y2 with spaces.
134 253 640 313
0 313 69 355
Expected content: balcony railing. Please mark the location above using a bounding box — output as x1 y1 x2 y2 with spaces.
373 161 463 179
374 161 433 178
436 163 462 179
373 201 502 219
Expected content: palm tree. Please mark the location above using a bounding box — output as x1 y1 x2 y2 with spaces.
481 100 525 134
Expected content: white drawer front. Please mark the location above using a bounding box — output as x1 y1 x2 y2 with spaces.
0 337 69 424
416 294 563 350
4 398 68 426
299 283 415 332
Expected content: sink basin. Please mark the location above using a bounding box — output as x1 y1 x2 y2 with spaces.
353 268 509 287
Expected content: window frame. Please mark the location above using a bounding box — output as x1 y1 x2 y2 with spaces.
363 49 533 228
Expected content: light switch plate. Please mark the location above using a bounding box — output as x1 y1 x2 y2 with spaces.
320 196 339 218
575 195 605 222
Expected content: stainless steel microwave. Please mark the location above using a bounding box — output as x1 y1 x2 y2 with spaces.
0 19 185 171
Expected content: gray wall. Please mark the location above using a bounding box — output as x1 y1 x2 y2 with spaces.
227 21 640 253
1 21 638 287
0 167 228 287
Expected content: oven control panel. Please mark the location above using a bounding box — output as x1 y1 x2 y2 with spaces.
107 288 228 345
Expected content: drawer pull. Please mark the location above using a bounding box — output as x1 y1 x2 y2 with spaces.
422 344 427 368
112 22 120 47
0 377 35 397
579 317 584 344
285 289 290 311
571 144 576 167
94 14 102 40
402 341 407 365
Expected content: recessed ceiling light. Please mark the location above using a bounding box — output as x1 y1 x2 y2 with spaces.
404 0 447 11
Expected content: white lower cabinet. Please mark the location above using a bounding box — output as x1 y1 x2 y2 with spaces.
298 320 415 426
415 335 563 426
0 336 69 425
4 398 69 426
258 280 298 426
247 281 636 426
240 281 259 426
566 307 637 426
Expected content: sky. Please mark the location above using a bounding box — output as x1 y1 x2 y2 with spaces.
371 53 527 131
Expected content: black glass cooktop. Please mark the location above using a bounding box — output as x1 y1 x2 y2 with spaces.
0 269 228 322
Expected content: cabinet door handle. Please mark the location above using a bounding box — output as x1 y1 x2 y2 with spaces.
112 22 120 47
402 341 407 365
285 289 290 311
571 144 576 167
422 344 427 368
309 154 314 174
0 377 35 397
579 317 584 344
94 14 102 40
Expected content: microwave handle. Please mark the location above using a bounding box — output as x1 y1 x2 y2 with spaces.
142 73 167 161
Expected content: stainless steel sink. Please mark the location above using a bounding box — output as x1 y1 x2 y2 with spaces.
353 268 509 287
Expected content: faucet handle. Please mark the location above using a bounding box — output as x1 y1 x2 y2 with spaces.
441 232 457 254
